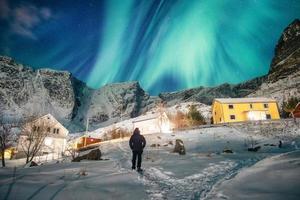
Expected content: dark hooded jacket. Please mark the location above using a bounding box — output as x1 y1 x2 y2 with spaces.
129 128 146 151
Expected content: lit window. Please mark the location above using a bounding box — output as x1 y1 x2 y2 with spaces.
228 105 234 109
264 104 269 108
44 138 53 146
230 115 235 120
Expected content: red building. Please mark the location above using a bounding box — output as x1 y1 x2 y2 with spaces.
292 103 300 118
75 137 102 149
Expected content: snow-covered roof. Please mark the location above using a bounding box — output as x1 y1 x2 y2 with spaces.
132 113 160 123
214 98 277 104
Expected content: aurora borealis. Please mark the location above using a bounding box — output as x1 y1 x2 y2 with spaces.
0 0 299 94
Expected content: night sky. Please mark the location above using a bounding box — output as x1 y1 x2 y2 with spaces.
0 0 299 95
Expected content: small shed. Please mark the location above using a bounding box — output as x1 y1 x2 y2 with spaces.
291 103 300 118
132 112 172 134
74 136 102 149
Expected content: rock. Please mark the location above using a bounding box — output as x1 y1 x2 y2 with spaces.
173 139 186 155
248 146 261 152
86 149 102 160
72 149 102 162
150 144 160 148
223 149 233 153
24 161 38 168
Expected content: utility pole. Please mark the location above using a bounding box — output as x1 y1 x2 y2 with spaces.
85 117 89 135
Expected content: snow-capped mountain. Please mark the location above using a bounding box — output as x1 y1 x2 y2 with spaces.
0 56 75 123
0 58 160 131
0 19 299 132
70 80 160 131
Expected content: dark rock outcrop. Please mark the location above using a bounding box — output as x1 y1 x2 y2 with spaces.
72 149 102 162
269 19 300 81
173 139 186 155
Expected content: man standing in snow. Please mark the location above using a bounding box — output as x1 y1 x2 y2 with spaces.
129 128 146 172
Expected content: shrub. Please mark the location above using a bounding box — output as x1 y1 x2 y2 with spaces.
187 105 206 126
281 97 300 118
105 128 132 140
172 111 189 129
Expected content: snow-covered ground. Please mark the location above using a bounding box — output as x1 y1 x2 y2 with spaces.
1 126 300 200
206 150 300 200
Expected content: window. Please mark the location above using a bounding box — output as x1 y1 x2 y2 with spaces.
56 128 60 134
53 128 56 134
219 118 221 122
266 114 271 119
47 127 50 132
250 104 253 109
33 126 37 131
230 115 235 120
37 126 40 131
228 105 234 109
214 111 216 115
264 103 269 108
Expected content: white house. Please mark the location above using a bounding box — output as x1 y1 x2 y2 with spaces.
16 114 69 160
132 112 172 134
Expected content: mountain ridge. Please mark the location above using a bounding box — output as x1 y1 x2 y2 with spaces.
0 19 299 132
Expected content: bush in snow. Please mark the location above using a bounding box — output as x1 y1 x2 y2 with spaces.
171 111 189 129
105 128 132 140
281 97 299 118
187 105 206 126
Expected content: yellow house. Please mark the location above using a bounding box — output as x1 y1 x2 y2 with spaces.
0 147 15 160
212 98 280 124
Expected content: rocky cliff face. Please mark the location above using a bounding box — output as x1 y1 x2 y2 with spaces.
159 76 266 105
0 56 159 131
248 19 300 104
71 81 159 131
0 56 75 123
269 19 300 81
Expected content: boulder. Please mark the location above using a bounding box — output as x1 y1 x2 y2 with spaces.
173 139 186 155
72 149 102 162
248 146 261 152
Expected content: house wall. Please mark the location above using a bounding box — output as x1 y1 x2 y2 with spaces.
212 101 224 124
219 102 280 123
15 114 68 160
133 118 161 134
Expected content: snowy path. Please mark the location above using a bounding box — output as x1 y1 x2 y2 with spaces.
139 158 260 200
106 131 265 200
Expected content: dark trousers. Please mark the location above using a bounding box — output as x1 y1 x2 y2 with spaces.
132 151 143 169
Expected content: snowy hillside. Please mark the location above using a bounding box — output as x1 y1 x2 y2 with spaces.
71 81 160 131
86 101 211 139
1 125 299 200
